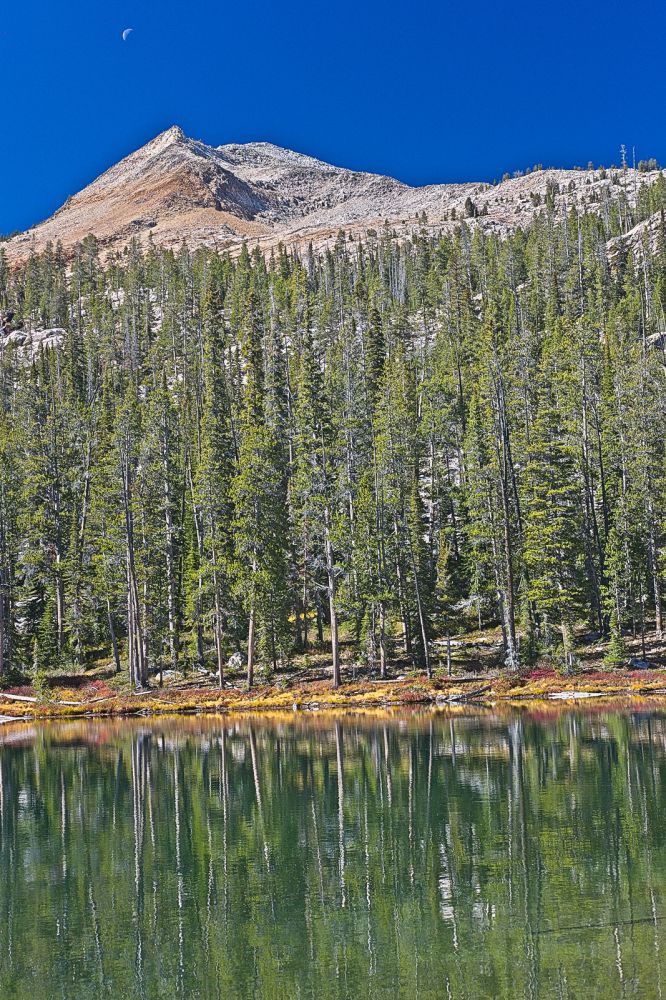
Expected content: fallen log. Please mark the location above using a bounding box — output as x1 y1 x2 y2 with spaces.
440 685 491 703
0 692 83 707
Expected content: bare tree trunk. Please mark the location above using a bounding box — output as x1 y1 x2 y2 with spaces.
127 550 145 687
648 502 663 637
122 457 146 688
107 598 121 674
501 507 518 669
394 542 414 662
127 569 134 686
140 516 150 685
213 576 224 687
54 553 64 654
379 601 387 679
161 418 178 675
52 446 65 655
492 372 518 669
324 508 340 688
164 516 178 674
561 618 574 674
302 525 309 649
0 577 5 678
406 530 431 678
188 470 206 668
247 603 256 690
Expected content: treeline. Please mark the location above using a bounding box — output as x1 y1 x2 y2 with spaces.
1 199 666 686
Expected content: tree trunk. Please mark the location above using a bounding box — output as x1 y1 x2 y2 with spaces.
647 501 663 637
206 520 225 686
123 460 146 688
315 592 324 643
247 604 256 689
213 578 224 688
127 551 145 687
406 530 431 678
107 598 121 674
324 508 340 688
162 421 178 675
379 601 387 679
492 372 518 669
54 556 64 655
394 545 414 663
0 576 5 678
188 471 206 669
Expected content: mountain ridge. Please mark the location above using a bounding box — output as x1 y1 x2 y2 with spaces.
3 126 663 262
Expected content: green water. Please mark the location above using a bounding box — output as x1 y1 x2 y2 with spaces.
0 709 665 999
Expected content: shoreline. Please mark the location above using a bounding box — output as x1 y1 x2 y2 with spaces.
2 668 666 720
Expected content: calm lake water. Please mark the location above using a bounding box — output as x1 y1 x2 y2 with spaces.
0 708 664 999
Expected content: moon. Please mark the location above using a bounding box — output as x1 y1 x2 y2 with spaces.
122 28 133 41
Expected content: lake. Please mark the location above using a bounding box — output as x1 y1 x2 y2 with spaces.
0 707 664 999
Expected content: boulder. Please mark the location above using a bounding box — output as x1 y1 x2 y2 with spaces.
227 651 244 672
629 657 652 670
3 328 65 355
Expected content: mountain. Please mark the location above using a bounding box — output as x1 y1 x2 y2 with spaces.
3 126 663 261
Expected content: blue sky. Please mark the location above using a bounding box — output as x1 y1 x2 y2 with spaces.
2 0 665 234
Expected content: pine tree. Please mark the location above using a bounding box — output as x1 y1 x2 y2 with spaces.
192 282 235 685
524 323 586 671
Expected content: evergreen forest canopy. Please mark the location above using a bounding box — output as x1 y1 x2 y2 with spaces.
1 176 666 689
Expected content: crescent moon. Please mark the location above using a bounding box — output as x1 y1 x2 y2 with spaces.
122 28 133 41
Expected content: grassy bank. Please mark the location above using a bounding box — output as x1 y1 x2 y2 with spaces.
3 626 665 720
1 666 666 720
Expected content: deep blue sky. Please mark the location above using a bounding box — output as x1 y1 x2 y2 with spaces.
3 0 665 234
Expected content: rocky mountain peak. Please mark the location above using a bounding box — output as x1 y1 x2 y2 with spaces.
3 129 664 263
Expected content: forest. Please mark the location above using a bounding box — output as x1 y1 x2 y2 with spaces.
1 171 666 689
